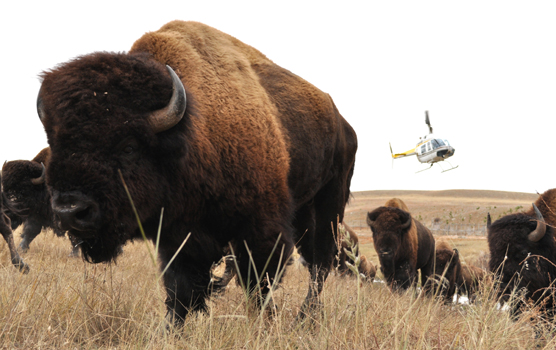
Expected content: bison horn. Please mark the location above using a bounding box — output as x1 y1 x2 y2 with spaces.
37 94 45 122
147 65 187 134
486 213 491 230
31 163 46 185
528 203 547 242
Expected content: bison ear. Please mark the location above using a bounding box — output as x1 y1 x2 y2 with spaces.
147 65 187 134
366 212 376 229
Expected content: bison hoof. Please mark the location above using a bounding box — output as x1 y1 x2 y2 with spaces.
18 242 30 254
14 260 30 274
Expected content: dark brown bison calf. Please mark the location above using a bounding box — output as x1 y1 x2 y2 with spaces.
432 240 487 302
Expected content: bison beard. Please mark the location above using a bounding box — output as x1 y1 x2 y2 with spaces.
37 21 357 324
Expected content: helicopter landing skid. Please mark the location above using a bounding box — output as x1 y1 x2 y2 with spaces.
416 162 459 173
416 164 433 173
439 160 459 173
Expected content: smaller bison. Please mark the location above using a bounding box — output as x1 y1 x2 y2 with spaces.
2 148 79 256
367 198 435 291
1 173 29 273
335 222 376 281
432 240 487 302
488 189 556 317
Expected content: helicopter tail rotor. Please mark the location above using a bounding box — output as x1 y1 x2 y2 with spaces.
389 142 394 169
425 110 433 134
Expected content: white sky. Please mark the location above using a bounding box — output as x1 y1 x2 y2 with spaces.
1 1 555 194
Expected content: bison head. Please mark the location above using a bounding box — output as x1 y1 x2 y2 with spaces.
37 52 187 263
1 160 48 222
367 206 416 291
488 204 556 313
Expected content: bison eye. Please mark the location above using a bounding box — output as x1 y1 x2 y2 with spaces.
123 145 135 154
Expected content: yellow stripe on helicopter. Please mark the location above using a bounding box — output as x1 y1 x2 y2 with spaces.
389 142 418 159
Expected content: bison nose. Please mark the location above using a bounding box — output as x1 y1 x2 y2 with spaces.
51 191 99 232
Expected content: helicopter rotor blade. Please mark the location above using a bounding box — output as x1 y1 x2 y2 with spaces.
425 110 433 134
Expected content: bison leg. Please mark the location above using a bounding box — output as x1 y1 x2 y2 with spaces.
234 226 294 315
159 233 226 326
0 216 29 273
161 255 215 325
295 179 346 322
18 218 42 253
419 253 436 295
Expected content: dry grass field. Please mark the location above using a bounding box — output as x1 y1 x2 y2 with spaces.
0 189 553 349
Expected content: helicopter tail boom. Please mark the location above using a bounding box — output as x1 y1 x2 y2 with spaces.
390 143 417 159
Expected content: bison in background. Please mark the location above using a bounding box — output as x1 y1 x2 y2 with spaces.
432 240 488 302
335 222 376 281
384 198 410 212
488 189 556 317
431 240 461 301
0 173 29 273
459 263 488 302
36 21 357 324
367 198 435 291
2 148 79 256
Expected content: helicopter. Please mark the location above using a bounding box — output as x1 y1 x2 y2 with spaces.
389 111 458 173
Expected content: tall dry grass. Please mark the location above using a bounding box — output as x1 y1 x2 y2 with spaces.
0 230 554 349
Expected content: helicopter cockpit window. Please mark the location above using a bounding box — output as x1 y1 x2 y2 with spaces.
431 139 445 149
444 139 450 146
421 145 426 153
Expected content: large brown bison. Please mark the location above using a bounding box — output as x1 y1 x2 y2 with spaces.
488 189 556 316
2 148 79 256
36 21 357 324
367 199 435 291
0 173 29 273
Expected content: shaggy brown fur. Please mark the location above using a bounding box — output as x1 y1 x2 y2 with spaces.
38 21 357 324
0 173 29 273
367 206 435 291
384 198 410 212
359 255 377 281
432 240 487 302
524 188 556 227
459 263 487 300
2 148 79 256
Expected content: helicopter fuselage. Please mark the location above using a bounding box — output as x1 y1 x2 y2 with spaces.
415 136 455 164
